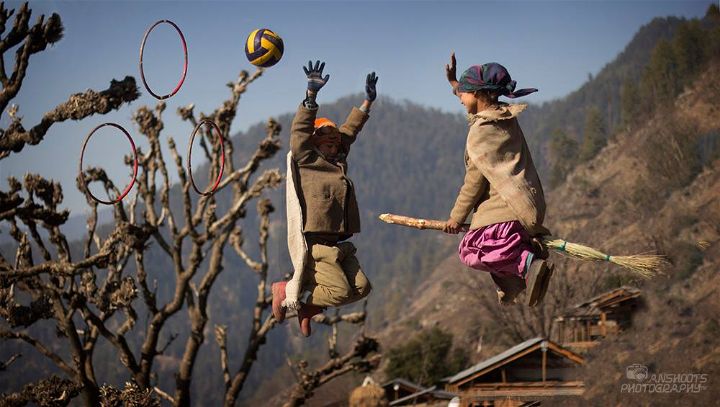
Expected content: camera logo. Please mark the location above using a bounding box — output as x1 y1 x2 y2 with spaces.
626 364 649 381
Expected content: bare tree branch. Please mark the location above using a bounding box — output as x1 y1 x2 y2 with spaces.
0 375 82 406
153 386 175 404
0 353 21 371
0 2 64 123
215 325 232 391
1 76 139 159
283 334 382 407
0 330 76 376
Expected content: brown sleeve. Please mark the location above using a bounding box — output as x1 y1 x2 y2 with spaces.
450 152 488 223
290 103 318 161
338 107 369 154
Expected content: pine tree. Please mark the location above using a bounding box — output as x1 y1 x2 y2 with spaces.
640 39 680 109
705 17 720 61
548 129 579 188
706 3 720 20
620 79 643 128
579 107 607 162
384 327 469 386
672 20 706 80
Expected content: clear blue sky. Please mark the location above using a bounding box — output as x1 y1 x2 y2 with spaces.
0 0 712 213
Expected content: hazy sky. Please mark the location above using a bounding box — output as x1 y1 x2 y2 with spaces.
0 0 713 213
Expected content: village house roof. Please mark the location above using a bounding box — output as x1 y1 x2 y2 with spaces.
388 385 457 406
445 337 584 386
445 337 545 384
560 286 641 319
381 378 424 393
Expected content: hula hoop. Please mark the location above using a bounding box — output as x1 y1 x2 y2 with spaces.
139 19 188 100
79 123 139 205
187 119 225 196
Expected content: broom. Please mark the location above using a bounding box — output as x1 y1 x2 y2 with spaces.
378 213 668 279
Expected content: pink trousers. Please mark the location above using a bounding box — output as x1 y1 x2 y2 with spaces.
458 220 533 278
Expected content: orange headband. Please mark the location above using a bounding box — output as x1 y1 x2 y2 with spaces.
314 117 337 129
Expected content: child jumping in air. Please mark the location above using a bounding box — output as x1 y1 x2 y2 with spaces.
442 53 553 307
273 60 378 336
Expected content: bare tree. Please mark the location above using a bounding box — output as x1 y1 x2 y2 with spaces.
465 256 606 344
282 305 382 407
0 2 377 406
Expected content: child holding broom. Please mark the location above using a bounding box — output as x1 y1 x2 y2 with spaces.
442 53 553 306
272 60 378 336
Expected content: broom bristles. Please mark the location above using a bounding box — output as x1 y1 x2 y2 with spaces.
610 255 668 279
542 237 668 279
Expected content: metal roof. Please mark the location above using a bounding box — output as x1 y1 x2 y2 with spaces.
381 377 424 392
388 385 458 406
567 286 641 317
445 337 546 384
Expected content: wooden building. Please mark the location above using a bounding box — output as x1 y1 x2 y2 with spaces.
553 286 641 351
443 338 584 407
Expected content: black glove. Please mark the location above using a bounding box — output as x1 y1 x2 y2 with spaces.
304 60 330 93
365 72 378 102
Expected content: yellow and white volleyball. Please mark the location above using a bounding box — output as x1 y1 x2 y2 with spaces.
245 28 284 67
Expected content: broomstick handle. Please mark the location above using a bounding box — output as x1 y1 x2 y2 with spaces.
378 213 469 231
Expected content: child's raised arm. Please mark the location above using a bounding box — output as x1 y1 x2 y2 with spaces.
339 72 377 152
445 52 459 95
363 72 378 110
290 60 330 160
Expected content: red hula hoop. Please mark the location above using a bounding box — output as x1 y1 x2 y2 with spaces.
187 119 225 196
79 123 139 205
139 19 188 100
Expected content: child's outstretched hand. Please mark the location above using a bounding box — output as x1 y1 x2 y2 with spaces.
304 60 330 93
443 218 461 234
365 72 379 102
445 52 459 91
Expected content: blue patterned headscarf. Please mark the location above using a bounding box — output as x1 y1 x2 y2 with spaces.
457 63 537 98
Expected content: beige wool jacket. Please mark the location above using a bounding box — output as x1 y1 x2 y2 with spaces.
290 104 369 236
449 103 549 236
